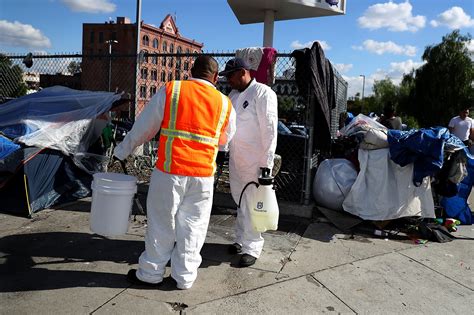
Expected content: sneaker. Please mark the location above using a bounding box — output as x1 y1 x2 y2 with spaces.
126 269 162 287
228 243 242 254
239 254 257 267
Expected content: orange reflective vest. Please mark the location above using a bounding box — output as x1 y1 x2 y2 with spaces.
156 80 231 177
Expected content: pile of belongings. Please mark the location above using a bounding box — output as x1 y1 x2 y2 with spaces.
313 114 473 234
0 86 123 217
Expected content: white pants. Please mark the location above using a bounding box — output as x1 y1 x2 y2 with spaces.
230 171 264 259
136 168 214 289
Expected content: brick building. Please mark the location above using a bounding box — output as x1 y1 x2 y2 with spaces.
81 15 203 117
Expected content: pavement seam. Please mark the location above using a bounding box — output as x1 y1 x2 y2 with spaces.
309 274 358 314
89 285 133 314
397 251 473 291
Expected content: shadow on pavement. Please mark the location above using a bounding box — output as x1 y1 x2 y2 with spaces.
0 232 241 292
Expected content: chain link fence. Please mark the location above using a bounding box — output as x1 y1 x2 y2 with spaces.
1 52 346 204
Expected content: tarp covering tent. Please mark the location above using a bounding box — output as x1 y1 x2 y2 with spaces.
0 86 123 217
1 148 91 217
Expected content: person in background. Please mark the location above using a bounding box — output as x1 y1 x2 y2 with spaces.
113 56 236 289
380 104 403 130
448 108 474 146
219 57 278 267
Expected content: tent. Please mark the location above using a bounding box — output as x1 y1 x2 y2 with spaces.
1 148 91 217
0 86 123 217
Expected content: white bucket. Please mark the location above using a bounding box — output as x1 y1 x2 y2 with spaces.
90 172 137 236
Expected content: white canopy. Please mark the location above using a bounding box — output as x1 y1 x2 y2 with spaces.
227 0 346 46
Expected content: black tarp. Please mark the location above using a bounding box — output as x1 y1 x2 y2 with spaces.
291 42 336 152
0 149 92 217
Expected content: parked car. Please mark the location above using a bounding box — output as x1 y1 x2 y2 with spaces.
276 121 307 172
288 123 309 138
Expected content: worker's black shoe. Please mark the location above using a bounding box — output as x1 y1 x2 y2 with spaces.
228 243 242 254
239 254 257 267
126 269 162 287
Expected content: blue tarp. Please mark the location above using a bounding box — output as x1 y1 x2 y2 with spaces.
0 86 121 155
388 127 472 186
441 157 474 224
0 136 20 159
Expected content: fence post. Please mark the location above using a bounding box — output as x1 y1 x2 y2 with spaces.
303 91 315 205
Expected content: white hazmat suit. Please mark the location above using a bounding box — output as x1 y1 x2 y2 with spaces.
228 78 278 258
114 79 236 289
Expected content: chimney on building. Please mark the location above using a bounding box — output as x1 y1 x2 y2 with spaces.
116 17 131 24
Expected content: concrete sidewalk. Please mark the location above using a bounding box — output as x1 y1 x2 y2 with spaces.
0 197 472 314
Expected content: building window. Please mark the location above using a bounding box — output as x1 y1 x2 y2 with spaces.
175 70 180 80
177 46 182 54
161 71 166 82
141 50 148 63
184 61 189 71
151 55 158 64
141 68 148 80
151 69 157 81
162 56 166 67
142 35 149 46
184 74 189 80
176 59 181 70
153 38 159 48
168 72 173 81
150 86 157 96
140 85 147 98
168 58 174 68
162 41 167 52
169 43 174 53
99 32 104 43
90 31 95 43
186 48 190 54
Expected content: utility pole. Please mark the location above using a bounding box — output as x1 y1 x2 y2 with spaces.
133 0 142 120
106 40 118 92
360 74 365 113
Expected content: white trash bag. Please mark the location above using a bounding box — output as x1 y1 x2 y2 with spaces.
313 159 358 211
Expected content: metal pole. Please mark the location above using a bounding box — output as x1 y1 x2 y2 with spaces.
107 41 112 92
133 0 142 120
263 9 275 47
303 90 315 205
360 74 365 113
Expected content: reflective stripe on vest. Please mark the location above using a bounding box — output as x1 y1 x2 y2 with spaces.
163 81 181 173
159 80 230 176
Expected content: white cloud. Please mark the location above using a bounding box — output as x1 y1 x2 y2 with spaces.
345 59 425 98
358 1 426 32
0 20 51 49
430 7 474 29
388 59 425 79
290 40 331 51
466 40 474 53
334 63 353 73
61 0 116 14
353 39 417 57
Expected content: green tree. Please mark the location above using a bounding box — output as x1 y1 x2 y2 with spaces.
277 95 296 117
0 54 27 98
413 30 473 126
67 61 81 75
372 78 398 114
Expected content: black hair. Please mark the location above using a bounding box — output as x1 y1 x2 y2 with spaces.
191 56 218 80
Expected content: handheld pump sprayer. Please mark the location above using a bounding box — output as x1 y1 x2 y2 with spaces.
238 167 279 232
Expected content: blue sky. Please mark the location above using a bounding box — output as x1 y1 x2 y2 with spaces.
1 0 473 96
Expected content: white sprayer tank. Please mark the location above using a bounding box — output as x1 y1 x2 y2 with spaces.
90 172 137 236
249 168 279 232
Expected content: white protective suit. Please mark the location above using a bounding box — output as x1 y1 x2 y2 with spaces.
228 78 278 258
114 78 236 289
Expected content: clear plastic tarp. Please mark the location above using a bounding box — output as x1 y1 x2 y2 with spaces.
0 86 122 173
